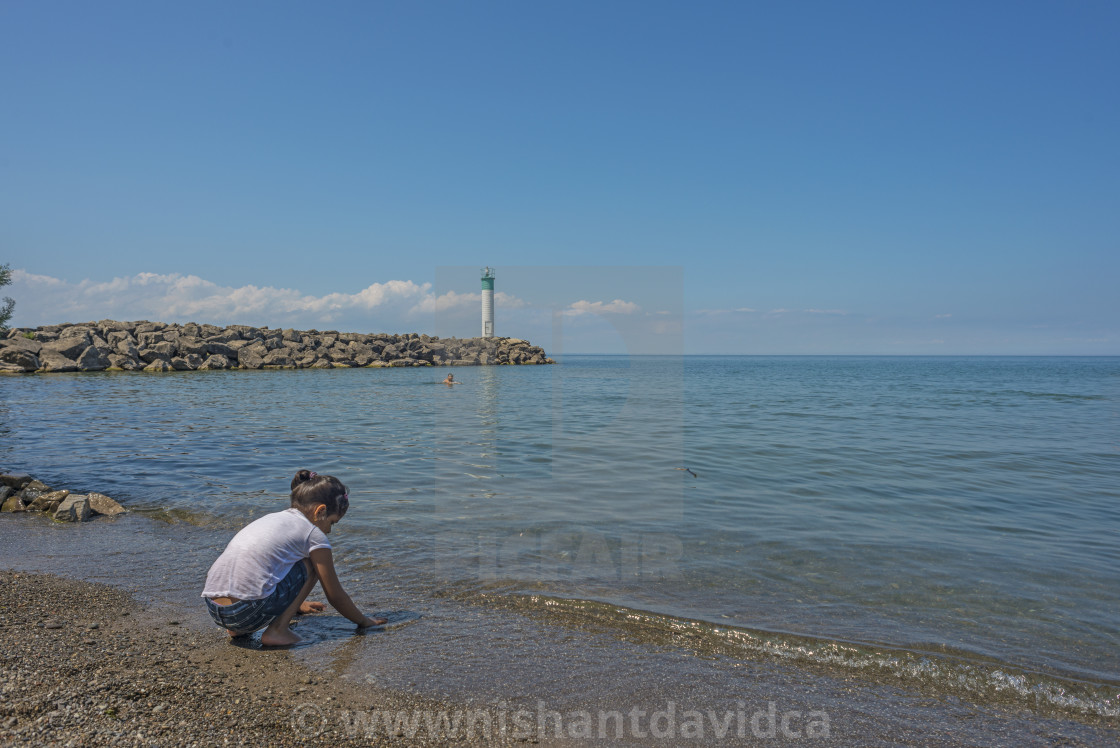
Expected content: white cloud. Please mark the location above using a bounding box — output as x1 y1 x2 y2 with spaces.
934 313 952 319
6 269 535 333
563 299 641 317
11 269 64 286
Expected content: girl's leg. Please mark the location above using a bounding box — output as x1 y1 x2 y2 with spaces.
260 559 318 647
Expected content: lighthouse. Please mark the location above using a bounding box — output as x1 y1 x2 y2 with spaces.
481 266 495 338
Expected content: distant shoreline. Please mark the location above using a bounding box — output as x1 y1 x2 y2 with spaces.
0 320 554 374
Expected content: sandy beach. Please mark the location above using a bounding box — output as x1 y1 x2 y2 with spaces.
0 569 502 747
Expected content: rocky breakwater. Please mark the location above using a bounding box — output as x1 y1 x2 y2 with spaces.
0 320 555 373
0 472 127 522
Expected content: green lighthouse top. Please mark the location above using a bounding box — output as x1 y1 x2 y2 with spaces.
481 266 495 290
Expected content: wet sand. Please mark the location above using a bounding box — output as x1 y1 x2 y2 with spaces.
1 512 1117 746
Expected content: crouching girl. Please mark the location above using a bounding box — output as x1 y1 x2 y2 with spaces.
202 470 385 646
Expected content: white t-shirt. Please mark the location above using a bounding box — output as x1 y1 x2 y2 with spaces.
202 508 331 600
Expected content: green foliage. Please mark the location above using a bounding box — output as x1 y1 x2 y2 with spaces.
22 331 35 340
0 263 13 331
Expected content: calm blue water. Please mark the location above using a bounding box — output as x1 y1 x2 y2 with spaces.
2 356 1118 713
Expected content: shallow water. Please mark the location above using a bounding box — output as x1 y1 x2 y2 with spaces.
1 356 1118 719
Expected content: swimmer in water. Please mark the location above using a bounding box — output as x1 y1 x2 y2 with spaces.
442 373 458 385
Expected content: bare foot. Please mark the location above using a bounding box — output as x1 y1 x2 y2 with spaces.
298 601 325 614
260 627 302 647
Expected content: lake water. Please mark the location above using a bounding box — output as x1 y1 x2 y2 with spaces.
2 355 1118 718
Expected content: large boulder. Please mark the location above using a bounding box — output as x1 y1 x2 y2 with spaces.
41 336 90 360
1 495 26 512
204 341 237 358
199 354 231 370
53 494 91 522
106 330 134 347
205 329 242 344
139 341 176 363
87 493 126 516
74 346 110 371
262 349 294 368
39 351 80 372
97 319 132 336
107 354 142 371
115 338 140 359
237 348 265 370
2 337 43 355
0 347 39 372
143 359 172 372
171 355 202 371
176 337 208 357
0 474 32 490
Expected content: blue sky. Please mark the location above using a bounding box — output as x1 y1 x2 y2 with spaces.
2 1 1117 354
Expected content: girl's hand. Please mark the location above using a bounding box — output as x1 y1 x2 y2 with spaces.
299 601 326 614
359 615 388 628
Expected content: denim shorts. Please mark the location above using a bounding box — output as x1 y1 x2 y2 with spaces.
205 560 308 635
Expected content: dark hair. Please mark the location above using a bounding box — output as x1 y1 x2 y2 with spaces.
290 470 349 518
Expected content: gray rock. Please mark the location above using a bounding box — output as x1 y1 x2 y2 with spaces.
53 494 91 522
107 354 142 371
262 350 294 367
41 336 90 360
74 346 110 372
39 351 80 372
116 338 140 359
1 472 32 490
309 359 333 369
237 349 264 369
143 359 172 372
204 341 237 358
97 319 132 335
139 342 175 363
176 337 207 356
205 329 242 344
0 486 10 502
87 493 126 516
0 347 39 371
1 336 43 354
198 354 231 370
59 325 95 340
170 356 194 371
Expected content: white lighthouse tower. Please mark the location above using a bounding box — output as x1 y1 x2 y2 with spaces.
481 266 495 338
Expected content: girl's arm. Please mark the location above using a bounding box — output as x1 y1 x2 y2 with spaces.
309 548 387 627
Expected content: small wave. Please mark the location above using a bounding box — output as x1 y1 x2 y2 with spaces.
493 594 1120 719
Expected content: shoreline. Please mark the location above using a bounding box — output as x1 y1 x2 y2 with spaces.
2 511 1117 746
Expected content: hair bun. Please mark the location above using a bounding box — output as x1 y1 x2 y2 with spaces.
292 469 314 489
